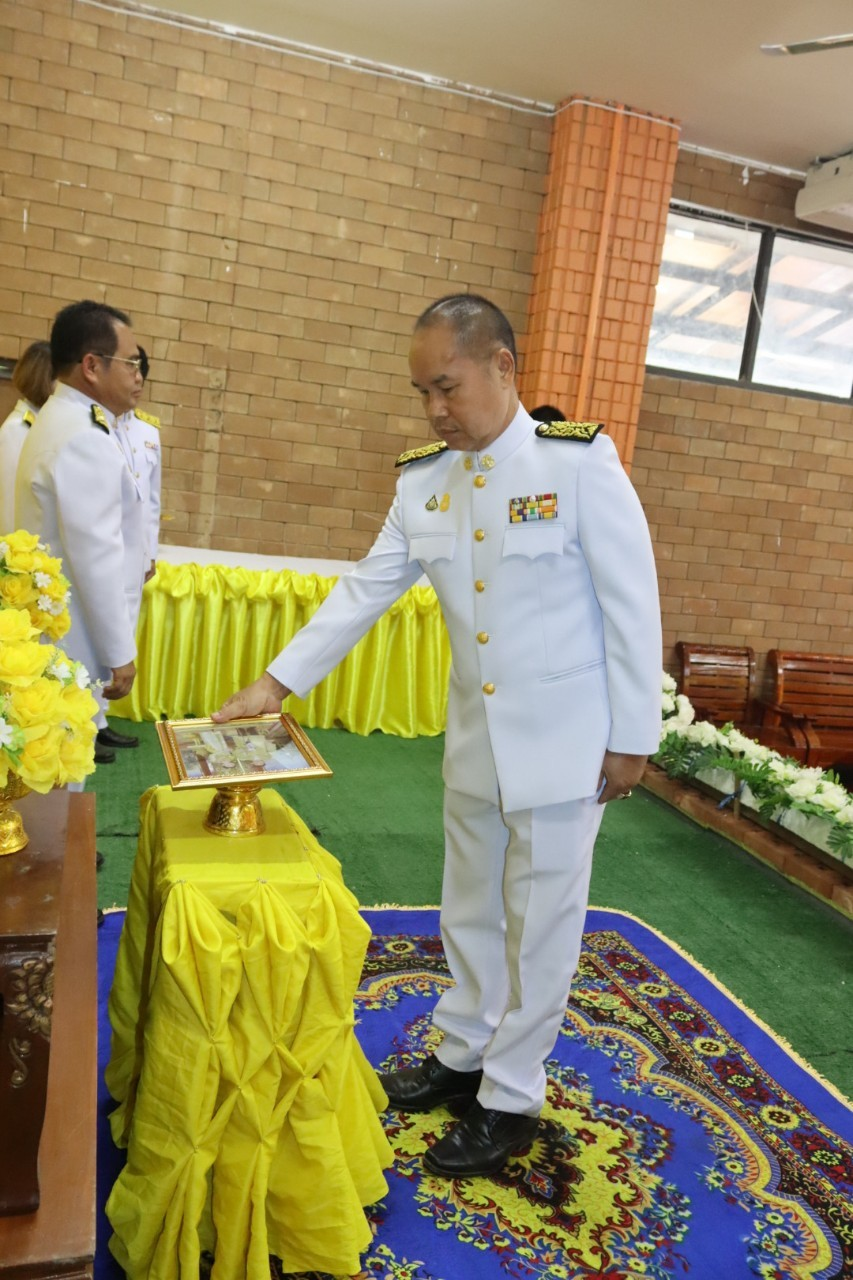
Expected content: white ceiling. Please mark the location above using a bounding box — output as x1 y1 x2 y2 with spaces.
145 0 853 174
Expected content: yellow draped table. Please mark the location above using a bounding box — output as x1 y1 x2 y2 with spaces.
105 786 393 1280
110 562 451 738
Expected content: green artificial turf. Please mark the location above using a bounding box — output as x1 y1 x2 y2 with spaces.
91 716 853 1101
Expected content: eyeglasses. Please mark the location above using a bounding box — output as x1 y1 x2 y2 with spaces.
91 352 144 373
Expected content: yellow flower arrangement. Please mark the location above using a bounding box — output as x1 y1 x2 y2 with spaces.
0 529 98 793
0 528 72 640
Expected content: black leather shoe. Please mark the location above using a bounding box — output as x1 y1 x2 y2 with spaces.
379 1054 483 1112
94 741 115 764
97 726 139 749
424 1101 539 1177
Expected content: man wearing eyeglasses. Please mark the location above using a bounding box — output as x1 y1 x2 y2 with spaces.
16 300 148 766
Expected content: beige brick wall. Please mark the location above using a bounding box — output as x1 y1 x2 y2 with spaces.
633 152 853 691
0 0 550 556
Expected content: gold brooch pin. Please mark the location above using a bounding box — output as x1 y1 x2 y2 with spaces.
425 495 439 511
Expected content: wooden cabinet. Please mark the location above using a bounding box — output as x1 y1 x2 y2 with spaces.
0 791 96 1279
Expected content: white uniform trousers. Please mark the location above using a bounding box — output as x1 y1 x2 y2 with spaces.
433 785 605 1115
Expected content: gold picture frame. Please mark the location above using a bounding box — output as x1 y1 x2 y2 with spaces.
155 714 333 836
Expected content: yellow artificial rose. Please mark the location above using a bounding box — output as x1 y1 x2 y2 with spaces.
43 576 69 602
17 726 64 792
57 731 95 785
58 684 99 731
5 549 38 573
0 640 54 686
36 609 71 641
0 609 38 643
9 677 62 729
1 530 40 555
0 573 38 608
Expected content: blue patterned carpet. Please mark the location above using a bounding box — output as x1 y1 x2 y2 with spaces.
97 908 853 1280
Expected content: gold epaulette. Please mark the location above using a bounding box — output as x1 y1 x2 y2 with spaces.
534 420 604 443
395 441 448 468
90 404 110 432
22 409 35 427
134 409 161 429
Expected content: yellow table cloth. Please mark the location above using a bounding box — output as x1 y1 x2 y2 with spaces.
105 786 392 1280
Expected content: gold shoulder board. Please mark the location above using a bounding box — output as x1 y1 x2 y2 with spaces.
134 409 161 429
90 404 110 432
22 409 35 427
395 441 449 468
534 420 604 443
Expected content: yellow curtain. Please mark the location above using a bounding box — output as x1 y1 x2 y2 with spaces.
111 562 450 737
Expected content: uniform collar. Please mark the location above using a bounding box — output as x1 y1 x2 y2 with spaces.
53 381 117 429
467 404 534 473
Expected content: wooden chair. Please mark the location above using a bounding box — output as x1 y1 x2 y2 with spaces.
675 642 810 762
763 650 853 769
676 643 758 726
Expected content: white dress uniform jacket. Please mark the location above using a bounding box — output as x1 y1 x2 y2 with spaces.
0 398 37 533
115 408 162 626
15 384 146 683
269 407 662 812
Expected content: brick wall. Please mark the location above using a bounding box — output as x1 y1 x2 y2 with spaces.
0 0 550 557
633 152 853 690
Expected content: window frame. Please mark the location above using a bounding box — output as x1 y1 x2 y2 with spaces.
645 203 853 404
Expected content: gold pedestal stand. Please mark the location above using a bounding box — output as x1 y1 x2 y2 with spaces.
0 775 31 856
203 783 266 837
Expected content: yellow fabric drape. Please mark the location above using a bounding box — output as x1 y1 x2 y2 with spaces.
105 786 393 1280
111 562 450 737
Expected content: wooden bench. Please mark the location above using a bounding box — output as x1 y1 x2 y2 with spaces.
676 642 810 762
764 650 853 769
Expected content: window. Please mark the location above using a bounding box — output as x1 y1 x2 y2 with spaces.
646 208 853 400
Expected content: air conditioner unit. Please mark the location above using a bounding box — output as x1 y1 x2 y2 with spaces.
795 153 853 232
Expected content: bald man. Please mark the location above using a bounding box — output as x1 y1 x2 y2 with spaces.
213 293 662 1178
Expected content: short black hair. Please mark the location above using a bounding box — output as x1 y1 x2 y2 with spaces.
530 404 567 424
137 346 150 381
50 300 131 375
414 294 517 364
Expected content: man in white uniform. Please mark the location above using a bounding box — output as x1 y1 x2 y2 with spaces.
16 301 146 763
0 341 54 532
213 295 662 1178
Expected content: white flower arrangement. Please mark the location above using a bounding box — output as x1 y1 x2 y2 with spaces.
654 673 853 865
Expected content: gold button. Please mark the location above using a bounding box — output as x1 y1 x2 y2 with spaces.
482 454 495 470
477 631 489 644
475 579 485 592
474 529 485 542
482 682 495 695
463 456 473 471
474 475 486 488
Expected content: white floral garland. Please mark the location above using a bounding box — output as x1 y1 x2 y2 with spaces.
656 673 853 860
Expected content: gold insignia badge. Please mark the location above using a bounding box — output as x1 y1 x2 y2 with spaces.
440 493 451 511
482 454 495 470
22 409 35 427
396 441 449 468
90 404 110 432
534 420 604 443
425 495 439 511
463 457 473 471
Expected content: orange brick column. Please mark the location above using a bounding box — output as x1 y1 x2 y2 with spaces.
520 97 680 467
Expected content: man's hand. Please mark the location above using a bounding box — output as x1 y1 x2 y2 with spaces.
104 660 136 700
212 672 290 723
143 561 157 583
597 750 648 804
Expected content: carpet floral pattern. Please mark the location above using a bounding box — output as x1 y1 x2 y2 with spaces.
97 909 852 1280
347 908 852 1280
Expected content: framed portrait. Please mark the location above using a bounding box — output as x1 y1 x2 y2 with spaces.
156 713 333 790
